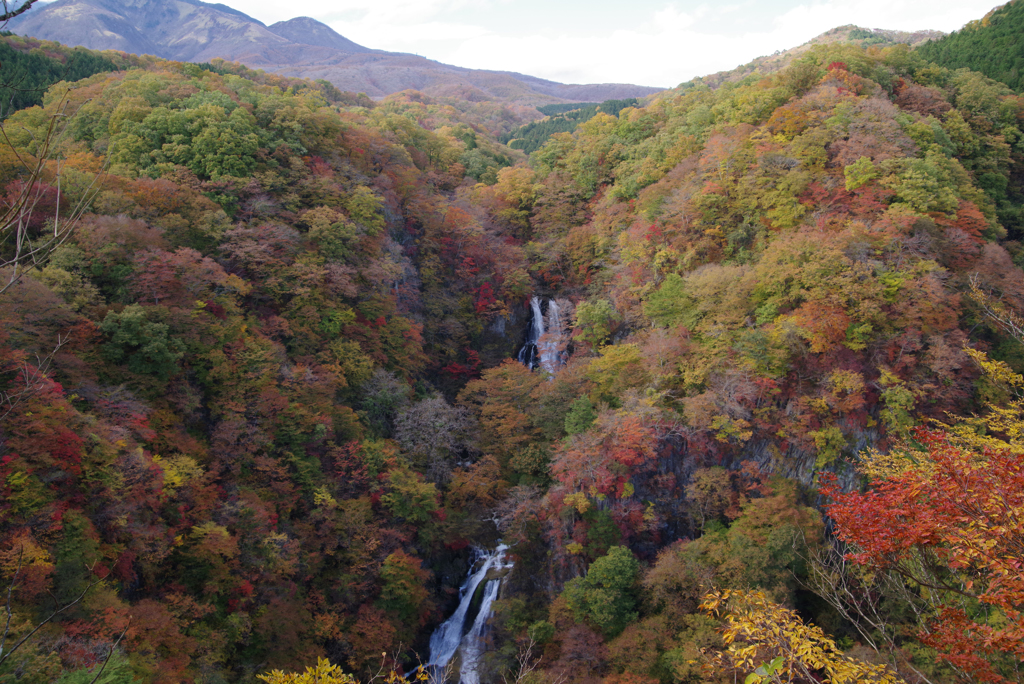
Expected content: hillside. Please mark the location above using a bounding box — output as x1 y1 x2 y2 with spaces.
689 24 945 89
0 36 118 115
916 0 1024 91
501 98 640 154
7 0 662 103
1 7 1024 684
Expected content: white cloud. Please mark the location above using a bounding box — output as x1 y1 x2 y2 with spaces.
224 0 1002 85
438 0 1000 85
229 0 490 26
649 5 702 32
346 20 491 47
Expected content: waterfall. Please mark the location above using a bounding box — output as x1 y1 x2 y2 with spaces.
426 546 512 681
518 297 571 374
457 576 502 684
516 297 545 369
538 299 563 375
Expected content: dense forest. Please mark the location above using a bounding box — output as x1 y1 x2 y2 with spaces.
917 0 1024 92
501 99 638 154
1 8 1024 684
0 34 117 115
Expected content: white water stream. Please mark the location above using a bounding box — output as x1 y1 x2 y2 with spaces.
426 545 512 682
517 297 570 374
517 297 545 369
538 299 564 375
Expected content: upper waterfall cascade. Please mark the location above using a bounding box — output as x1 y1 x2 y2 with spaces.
517 297 572 374
426 546 512 682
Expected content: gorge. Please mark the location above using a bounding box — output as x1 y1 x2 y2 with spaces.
1 3 1023 682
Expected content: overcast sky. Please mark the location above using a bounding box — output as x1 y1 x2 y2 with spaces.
221 0 999 87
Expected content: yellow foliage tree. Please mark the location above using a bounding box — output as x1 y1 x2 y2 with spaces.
257 657 431 684
699 589 903 684
258 658 358 684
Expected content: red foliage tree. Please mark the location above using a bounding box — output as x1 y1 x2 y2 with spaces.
823 427 1024 682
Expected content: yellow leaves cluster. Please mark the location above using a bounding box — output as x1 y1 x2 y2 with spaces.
257 658 431 684
563 491 591 514
189 521 238 559
313 486 339 510
152 453 204 494
0 534 53 580
860 346 1024 481
710 414 753 444
700 589 903 684
963 347 1024 391
257 657 358 684
857 446 928 480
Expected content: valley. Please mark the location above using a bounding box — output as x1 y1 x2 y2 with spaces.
1 1 1023 683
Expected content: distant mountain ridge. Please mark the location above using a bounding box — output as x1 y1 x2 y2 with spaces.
10 0 294 62
8 0 663 103
267 16 373 53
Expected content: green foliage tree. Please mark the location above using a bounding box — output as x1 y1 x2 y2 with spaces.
358 368 411 437
562 546 641 638
503 99 638 154
916 0 1024 92
643 274 693 328
99 304 184 380
0 39 117 117
564 395 597 435
574 298 620 350
381 466 439 525
376 550 430 626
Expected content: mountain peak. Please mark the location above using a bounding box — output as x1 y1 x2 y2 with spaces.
8 0 661 103
268 16 371 53
8 0 290 61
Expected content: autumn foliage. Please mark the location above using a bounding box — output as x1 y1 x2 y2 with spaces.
2 20 1024 684
824 427 1024 682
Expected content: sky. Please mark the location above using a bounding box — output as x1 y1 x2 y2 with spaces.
220 0 1000 87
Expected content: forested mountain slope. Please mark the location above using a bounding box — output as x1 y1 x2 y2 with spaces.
501 98 639 154
0 46 537 682
437 41 1024 684
0 35 118 115
1 20 1024 684
916 0 1024 92
463 41 1024 683
688 24 945 90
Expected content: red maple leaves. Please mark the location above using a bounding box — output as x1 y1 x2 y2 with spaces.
823 428 1024 682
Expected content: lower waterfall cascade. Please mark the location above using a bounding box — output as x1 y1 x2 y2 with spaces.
425 546 512 682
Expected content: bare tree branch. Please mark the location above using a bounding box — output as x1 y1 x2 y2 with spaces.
0 0 38 24
804 541 944 684
501 637 566 684
87 617 131 684
0 559 110 669
0 332 67 421
968 273 1024 344
1 87 105 296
